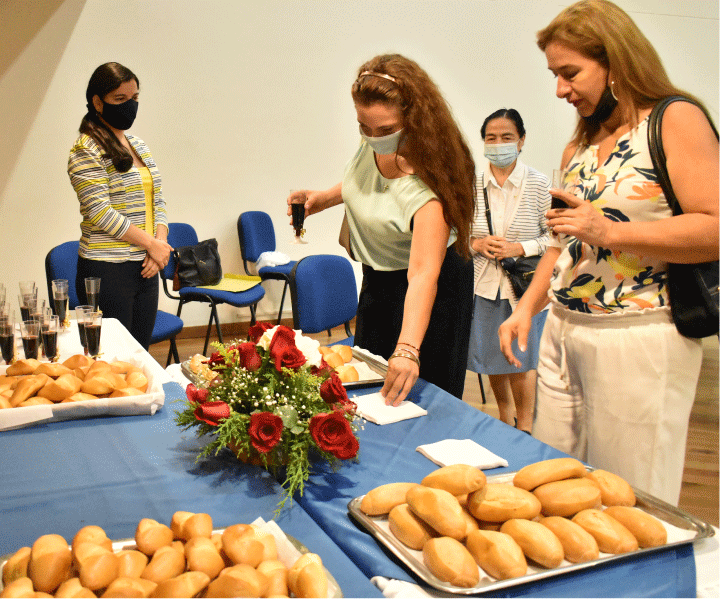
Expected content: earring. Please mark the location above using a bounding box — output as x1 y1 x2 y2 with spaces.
610 80 619 101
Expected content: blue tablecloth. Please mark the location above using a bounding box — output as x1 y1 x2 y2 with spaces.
296 379 697 598
0 381 381 598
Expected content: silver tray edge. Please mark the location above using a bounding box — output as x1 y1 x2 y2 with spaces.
347 469 715 595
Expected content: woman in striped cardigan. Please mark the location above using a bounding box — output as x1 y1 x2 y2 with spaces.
467 109 550 433
68 62 172 349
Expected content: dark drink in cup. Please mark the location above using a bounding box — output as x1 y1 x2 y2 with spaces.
291 203 305 237
22 334 39 360
85 323 101 357
78 322 87 353
86 291 99 312
20 305 30 322
0 332 13 364
42 329 57 360
54 297 68 323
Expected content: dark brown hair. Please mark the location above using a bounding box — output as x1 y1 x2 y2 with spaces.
351 54 476 258
80 62 139 172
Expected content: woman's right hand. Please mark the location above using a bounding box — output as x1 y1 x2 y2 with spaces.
473 235 506 261
498 307 532 369
286 189 324 220
147 237 173 268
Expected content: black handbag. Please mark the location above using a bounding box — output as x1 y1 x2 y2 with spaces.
481 176 540 299
172 238 223 291
647 96 719 338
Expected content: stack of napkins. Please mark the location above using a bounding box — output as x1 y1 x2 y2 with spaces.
416 439 508 469
353 392 427 425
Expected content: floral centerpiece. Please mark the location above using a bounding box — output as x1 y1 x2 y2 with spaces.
175 322 359 509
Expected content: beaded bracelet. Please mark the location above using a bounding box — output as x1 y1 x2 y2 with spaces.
389 350 421 367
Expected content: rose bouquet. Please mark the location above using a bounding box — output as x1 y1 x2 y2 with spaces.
174 322 359 509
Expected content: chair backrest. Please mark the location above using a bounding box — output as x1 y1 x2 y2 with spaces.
289 254 358 334
161 222 200 282
45 241 81 309
237 212 277 268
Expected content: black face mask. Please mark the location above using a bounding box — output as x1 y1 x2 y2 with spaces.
583 86 618 126
101 98 138 130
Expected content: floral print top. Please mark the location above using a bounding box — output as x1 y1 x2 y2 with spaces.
550 117 672 314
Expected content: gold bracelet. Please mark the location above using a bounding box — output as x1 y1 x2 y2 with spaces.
389 350 420 367
396 341 420 355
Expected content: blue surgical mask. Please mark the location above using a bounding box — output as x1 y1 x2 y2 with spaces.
484 142 519 168
359 126 404 155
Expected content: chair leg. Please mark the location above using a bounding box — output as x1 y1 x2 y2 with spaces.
250 303 258 326
166 337 180 367
276 281 289 324
478 373 487 405
203 303 223 356
344 322 352 337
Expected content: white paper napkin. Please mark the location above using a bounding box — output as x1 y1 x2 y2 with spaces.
416 438 508 469
353 392 427 425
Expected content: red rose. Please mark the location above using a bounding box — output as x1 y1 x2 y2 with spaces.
320 372 349 404
206 351 226 369
309 412 359 460
186 383 209 404
237 342 262 371
311 360 333 377
248 412 284 453
248 322 274 343
194 401 230 426
269 326 307 371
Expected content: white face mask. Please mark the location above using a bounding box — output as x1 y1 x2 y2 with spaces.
359 126 404 155
484 142 519 168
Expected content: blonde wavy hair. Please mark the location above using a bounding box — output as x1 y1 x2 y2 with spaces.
351 54 476 258
536 0 703 147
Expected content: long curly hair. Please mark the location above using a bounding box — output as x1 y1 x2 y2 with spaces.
351 54 476 258
79 62 139 173
537 0 704 147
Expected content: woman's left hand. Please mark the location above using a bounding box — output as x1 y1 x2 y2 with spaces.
381 356 419 406
546 190 614 247
490 240 526 260
141 255 163 278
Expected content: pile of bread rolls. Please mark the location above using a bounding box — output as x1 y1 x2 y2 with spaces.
187 355 218 385
1 511 329 598
359 459 668 587
318 346 358 384
0 356 149 409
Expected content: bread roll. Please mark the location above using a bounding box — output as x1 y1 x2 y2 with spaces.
207 564 268 598
221 524 264 568
540 516 600 563
287 553 327 598
149 571 210 598
335 365 359 383
80 376 115 396
63 355 94 370
170 511 213 541
10 374 49 407
256 560 288 597
74 543 120 591
115 550 148 579
125 371 148 393
467 483 542 523
406 486 466 540
37 374 83 402
465 529 527 580
101 576 157 598
359 482 420 516
72 526 113 556
33 363 73 378
108 387 145 398
323 352 344 369
603 506 667 548
0 576 36 598
388 504 436 550
532 478 602 517
54 577 97 598
2 546 31 586
572 509 639 554
247 525 278 562
19 397 54 407
513 458 587 491
27 533 73 594
318 346 334 357
6 359 41 376
421 464 487 496
62 393 99 403
140 545 186 584
422 537 479 588
0 396 11 410
586 469 636 507
110 361 137 375
84 361 112 379
184 537 225 579
499 519 564 568
335 345 353 363
460 507 480 540
135 519 174 556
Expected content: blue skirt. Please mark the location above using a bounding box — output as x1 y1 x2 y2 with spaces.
466 292 547 375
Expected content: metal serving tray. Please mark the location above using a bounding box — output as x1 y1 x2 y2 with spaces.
0 526 341 597
347 470 715 595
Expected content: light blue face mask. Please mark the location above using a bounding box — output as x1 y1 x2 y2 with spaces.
484 142 519 168
359 126 404 155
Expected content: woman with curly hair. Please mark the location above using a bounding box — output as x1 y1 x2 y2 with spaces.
289 53 475 405
499 0 718 505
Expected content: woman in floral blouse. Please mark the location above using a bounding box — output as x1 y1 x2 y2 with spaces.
499 0 718 505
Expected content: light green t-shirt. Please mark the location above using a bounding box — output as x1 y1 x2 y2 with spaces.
342 141 455 271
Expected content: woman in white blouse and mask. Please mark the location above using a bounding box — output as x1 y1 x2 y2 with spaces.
467 108 551 433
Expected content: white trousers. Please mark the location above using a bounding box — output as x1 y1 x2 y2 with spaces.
534 305 702 506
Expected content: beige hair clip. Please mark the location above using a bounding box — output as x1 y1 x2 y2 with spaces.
359 70 398 84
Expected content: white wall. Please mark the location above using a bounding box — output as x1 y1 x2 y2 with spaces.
1 0 717 328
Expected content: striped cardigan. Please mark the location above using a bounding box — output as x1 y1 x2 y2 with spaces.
68 133 167 262
470 163 551 298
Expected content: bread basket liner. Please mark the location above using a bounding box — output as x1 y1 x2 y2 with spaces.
348 469 715 595
0 348 168 431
